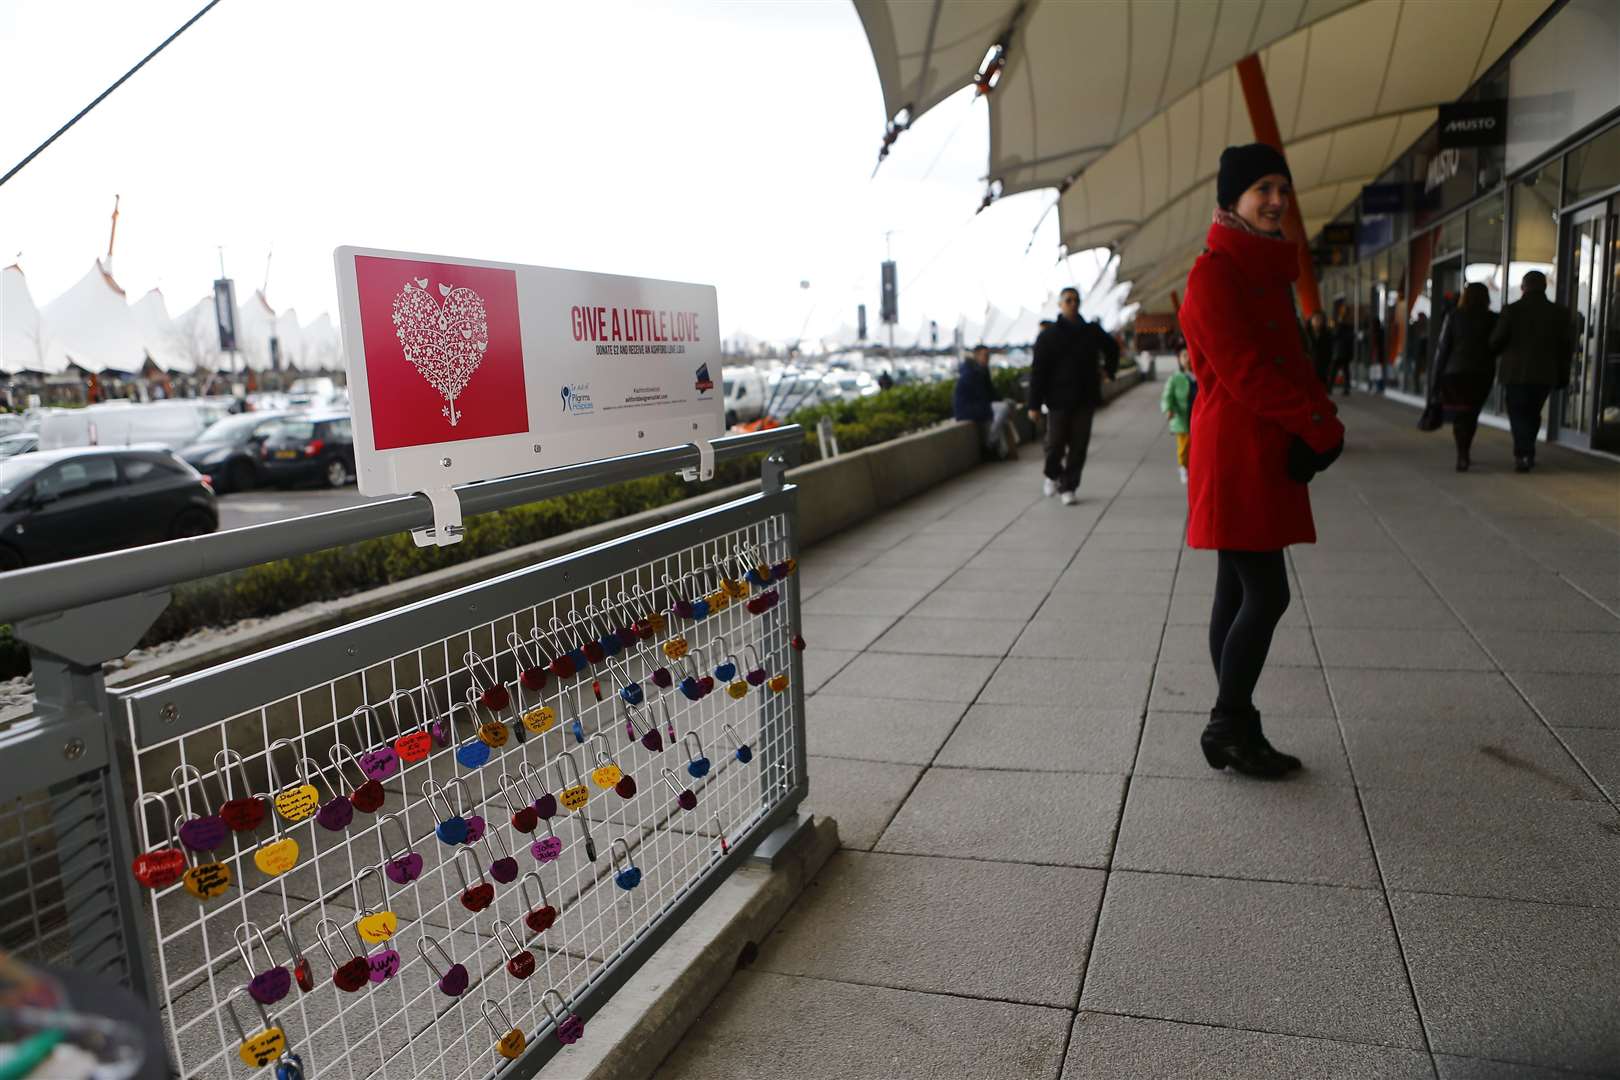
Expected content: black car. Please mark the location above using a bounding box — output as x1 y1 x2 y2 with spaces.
0 447 218 571
178 411 294 492
258 412 355 488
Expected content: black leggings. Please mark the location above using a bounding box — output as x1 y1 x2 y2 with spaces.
1208 549 1290 714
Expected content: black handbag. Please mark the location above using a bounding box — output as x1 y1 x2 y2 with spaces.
1417 400 1444 432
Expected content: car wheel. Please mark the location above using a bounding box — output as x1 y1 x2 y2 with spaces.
0 544 22 572
324 457 348 488
169 509 216 540
227 459 256 492
725 409 738 428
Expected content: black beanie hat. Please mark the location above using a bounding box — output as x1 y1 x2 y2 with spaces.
1217 143 1292 209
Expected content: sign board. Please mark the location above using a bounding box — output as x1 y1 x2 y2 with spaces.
1360 183 1408 215
879 261 898 324
333 246 724 545
1321 223 1356 247
857 303 867 341
213 278 238 353
1438 100 1506 149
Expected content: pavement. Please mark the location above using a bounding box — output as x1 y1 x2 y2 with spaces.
651 385 1620 1079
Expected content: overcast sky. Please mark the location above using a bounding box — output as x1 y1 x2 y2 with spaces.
0 0 1111 342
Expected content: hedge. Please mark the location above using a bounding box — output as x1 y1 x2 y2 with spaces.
0 368 1026 680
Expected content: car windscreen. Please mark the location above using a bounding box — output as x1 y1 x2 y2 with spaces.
0 454 58 498
196 414 277 444
268 420 316 441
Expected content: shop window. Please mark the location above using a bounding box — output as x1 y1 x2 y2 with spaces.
1565 122 1620 205
1466 194 1506 309
1509 166 1560 303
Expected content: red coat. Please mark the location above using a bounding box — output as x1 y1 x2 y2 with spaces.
1180 222 1345 551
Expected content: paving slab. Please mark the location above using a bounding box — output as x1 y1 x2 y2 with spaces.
1556 726 1620 802
907 587 1051 621
817 652 999 703
1167 591 1307 626
1296 569 1434 598
1303 591 1464 629
1433 1055 1614 1079
1158 623 1319 668
1114 774 1379 887
1062 1012 1434 1080
939 564 1066 592
1150 660 1332 716
934 704 1141 775
803 585 928 617
1341 718 1602 801
837 565 957 592
869 614 1025 657
863 544 979 569
1050 567 1176 595
1313 627 1495 671
1325 668 1538 726
876 767 1125 868
803 756 923 850
980 657 1155 711
1132 710 1353 786
805 695 966 765
653 970 1071 1080
1511 671 1620 728
1447 595 1620 633
1040 591 1174 624
799 612 899 653
1009 617 1164 661
755 850 1103 1008
1081 871 1424 1049
1474 629 1620 674
1391 891 1620 1073
800 647 857 694
1359 788 1620 906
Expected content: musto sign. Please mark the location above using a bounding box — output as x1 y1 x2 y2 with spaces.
334 247 724 542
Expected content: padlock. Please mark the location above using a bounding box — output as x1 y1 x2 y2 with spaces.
419 934 469 997
677 651 705 701
236 921 290 1005
792 632 807 652
588 602 623 659
704 588 731 614
588 733 624 789
268 739 319 824
512 873 555 940
691 595 711 620
213 749 267 833
522 760 559 821
446 699 492 770
521 688 558 734
353 866 398 945
131 793 186 889
611 837 642 890
275 1050 307 1080
743 644 769 687
660 698 678 745
387 685 434 763
366 942 401 983
170 764 227 853
616 655 646 707
316 917 370 993
712 637 739 682
661 768 698 812
665 572 696 621
576 812 598 863
530 816 564 863
278 915 315 993
726 677 749 700
482 999 527 1060
650 663 675 690
768 673 790 693
329 744 385 815
253 817 300 879
714 814 731 856
542 987 587 1046
226 992 286 1068
501 772 538 833
555 750 590 813
444 776 486 842
177 817 232 900
424 780 468 846
509 629 549 693
683 732 712 779
465 648 510 711
661 634 690 660
380 811 423 884
625 702 663 752
454 847 495 912
485 827 520 884
723 723 754 765
772 557 797 579
494 918 536 980
465 685 510 749
347 703 401 781
304 756 354 833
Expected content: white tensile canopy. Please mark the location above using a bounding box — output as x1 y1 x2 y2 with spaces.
39 260 150 374
131 289 193 374
855 0 1550 309
2 264 69 374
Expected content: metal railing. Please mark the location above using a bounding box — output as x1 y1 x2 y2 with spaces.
0 426 808 1079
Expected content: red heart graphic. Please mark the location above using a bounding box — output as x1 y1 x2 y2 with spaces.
392 278 489 427
460 883 495 912
132 849 185 889
393 731 432 763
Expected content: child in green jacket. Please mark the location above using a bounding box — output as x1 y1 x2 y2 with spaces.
1160 349 1195 483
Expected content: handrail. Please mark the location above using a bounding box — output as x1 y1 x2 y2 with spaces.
0 426 802 625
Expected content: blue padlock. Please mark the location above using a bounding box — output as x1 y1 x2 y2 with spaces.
449 699 491 769
690 597 710 620
683 732 711 779
425 781 469 846
711 635 738 682
723 723 753 765
275 1050 306 1080
610 838 641 891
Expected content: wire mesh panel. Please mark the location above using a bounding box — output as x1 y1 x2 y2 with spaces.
117 494 804 1079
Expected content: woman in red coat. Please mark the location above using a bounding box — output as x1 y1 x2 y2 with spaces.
1179 143 1346 778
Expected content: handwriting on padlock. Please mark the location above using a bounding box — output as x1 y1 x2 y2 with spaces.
523 706 557 734
254 837 300 877
357 747 399 781
367 948 401 982
559 784 589 811
238 1028 286 1068
590 764 622 788
478 720 510 748
132 849 186 889
356 911 397 945
183 861 231 900
497 1029 526 1059
531 836 563 862
393 730 432 763
506 951 536 980
273 785 318 823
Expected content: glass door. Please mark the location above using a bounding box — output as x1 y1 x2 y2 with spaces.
1596 197 1620 452
1559 204 1606 445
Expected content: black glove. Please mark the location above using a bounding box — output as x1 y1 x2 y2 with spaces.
1313 437 1344 474
1286 437 1318 484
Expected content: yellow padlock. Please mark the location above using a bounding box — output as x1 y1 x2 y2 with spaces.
705 589 731 613
523 704 557 734
253 835 300 877
354 866 398 944
662 635 689 660
478 719 510 749
268 737 319 823
183 859 231 900
721 576 749 599
227 995 286 1068
767 673 790 693
726 680 749 700
482 1000 526 1060
588 734 623 788
555 750 590 812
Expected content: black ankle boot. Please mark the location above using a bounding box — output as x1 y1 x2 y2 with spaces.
1244 708 1302 772
1200 708 1289 779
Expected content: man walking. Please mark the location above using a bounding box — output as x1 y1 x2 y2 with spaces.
1490 270 1572 472
1331 304 1355 396
1029 287 1119 504
953 344 1016 459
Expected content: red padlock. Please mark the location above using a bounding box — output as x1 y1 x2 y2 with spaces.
213 750 268 833
131 793 186 889
316 917 370 993
522 872 559 934
496 920 536 980
455 848 495 912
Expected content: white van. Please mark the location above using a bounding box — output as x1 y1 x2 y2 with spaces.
722 367 767 427
34 400 231 451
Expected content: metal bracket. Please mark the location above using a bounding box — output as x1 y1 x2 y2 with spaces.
678 438 716 483
14 589 171 669
411 487 464 548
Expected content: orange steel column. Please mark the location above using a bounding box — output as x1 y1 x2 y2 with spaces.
1235 54 1321 318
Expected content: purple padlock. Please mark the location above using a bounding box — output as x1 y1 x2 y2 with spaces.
439 963 469 997
463 814 487 844
315 795 354 832
379 812 422 884
530 819 563 863
367 947 401 982
486 830 519 884
171 764 229 852
661 769 698 812
349 704 402 780
357 746 399 781
248 965 291 1005
543 989 585 1046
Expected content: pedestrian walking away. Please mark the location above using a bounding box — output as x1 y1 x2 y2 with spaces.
1028 286 1120 505
1428 281 1498 471
1330 304 1355 396
1489 269 1573 472
953 344 1016 459
1178 142 1346 780
1304 310 1334 388
1160 348 1196 484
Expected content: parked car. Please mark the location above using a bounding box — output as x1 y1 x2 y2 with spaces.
257 412 355 488
0 432 38 458
0 446 217 570
178 411 296 492
33 400 231 451
0 414 24 437
723 367 767 428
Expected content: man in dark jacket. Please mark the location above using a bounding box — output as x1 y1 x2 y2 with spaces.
1489 270 1573 471
954 345 1014 458
1028 287 1119 503
1331 304 1355 396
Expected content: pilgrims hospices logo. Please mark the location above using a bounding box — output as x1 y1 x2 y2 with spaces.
560 382 594 415
694 363 714 394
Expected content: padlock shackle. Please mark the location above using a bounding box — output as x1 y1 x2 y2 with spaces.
481 998 517 1040
212 748 253 803
483 821 512 861
453 845 486 891
134 791 173 851
265 738 303 794
170 762 213 818
609 836 634 872
519 870 550 911
378 810 412 861
416 933 456 980
420 781 460 829
384 687 424 738
352 864 388 918
234 919 274 971
314 916 360 964
492 918 527 957
346 703 384 754
683 731 704 762
277 914 305 968
462 648 500 696
554 748 585 789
